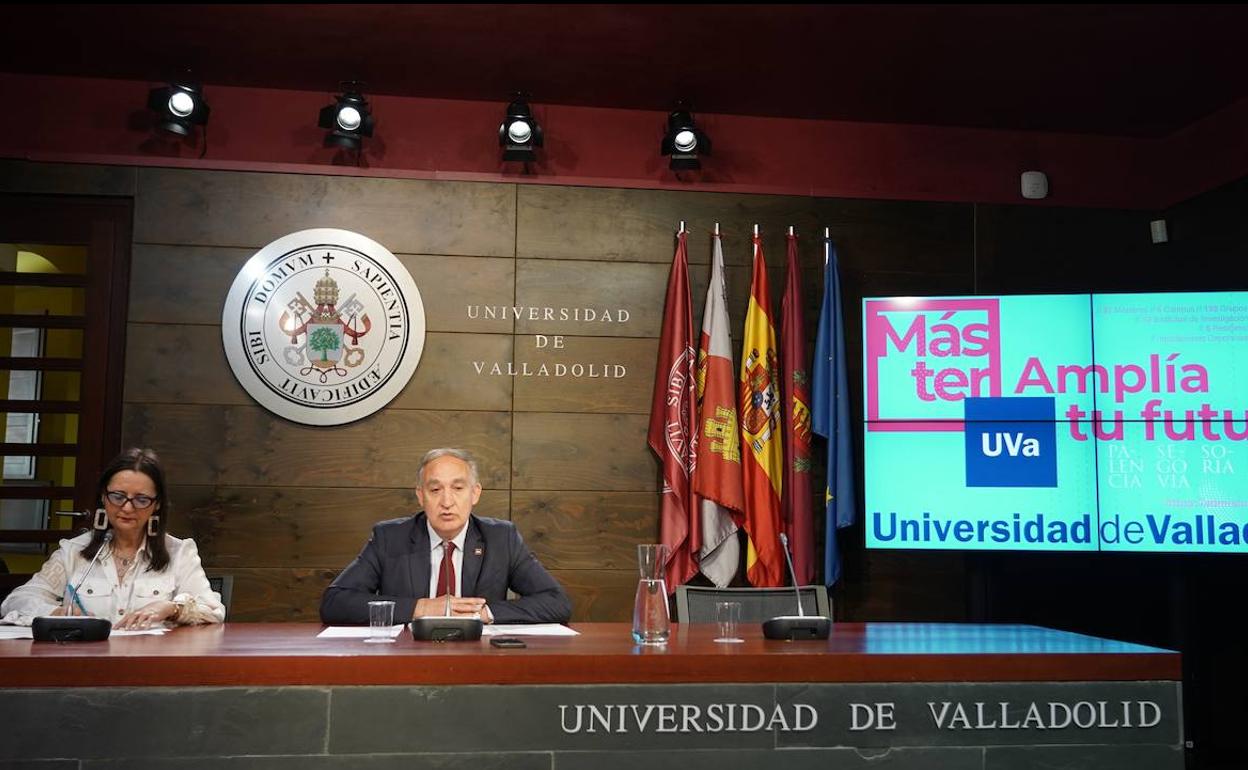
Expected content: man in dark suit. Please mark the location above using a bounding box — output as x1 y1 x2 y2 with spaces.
319 448 572 625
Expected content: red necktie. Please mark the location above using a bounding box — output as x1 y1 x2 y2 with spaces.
436 541 457 596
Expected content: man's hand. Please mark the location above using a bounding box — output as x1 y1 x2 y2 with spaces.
413 595 488 619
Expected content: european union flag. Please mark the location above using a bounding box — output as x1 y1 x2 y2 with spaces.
810 237 856 585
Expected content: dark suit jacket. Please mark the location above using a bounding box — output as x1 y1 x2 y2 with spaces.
319 513 572 625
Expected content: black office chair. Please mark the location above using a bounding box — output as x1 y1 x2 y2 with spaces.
675 584 830 623
207 575 234 617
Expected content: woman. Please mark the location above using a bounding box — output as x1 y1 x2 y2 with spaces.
0 447 224 628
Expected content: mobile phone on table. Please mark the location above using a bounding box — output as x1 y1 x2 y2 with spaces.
490 636 526 648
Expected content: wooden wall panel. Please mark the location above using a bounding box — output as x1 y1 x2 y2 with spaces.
515 259 669 337
388 333 514 411
403 254 517 333
130 247 518 332
125 327 514 411
124 323 248 405
134 167 517 256
511 491 658 570
169 485 511 568
550 569 638 623
512 336 655 414
0 159 136 196
512 413 656 491
129 245 251 324
122 404 512 488
222 567 337 622
518 184 841 267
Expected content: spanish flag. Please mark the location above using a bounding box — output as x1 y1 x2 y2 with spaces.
738 232 785 587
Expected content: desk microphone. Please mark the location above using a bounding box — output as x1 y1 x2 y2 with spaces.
35 530 114 642
761 533 831 641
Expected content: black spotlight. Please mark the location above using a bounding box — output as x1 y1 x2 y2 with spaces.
661 107 711 171
318 84 375 150
499 95 543 162
147 80 210 136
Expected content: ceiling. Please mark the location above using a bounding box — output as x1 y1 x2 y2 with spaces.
3 4 1246 138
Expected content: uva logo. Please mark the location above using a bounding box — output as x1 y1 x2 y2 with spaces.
980 432 1041 458
964 398 1057 488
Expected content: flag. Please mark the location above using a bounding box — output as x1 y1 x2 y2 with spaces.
811 237 856 585
738 233 785 587
648 229 700 591
780 232 815 585
693 232 743 587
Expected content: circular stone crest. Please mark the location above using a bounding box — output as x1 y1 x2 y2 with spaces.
221 228 426 425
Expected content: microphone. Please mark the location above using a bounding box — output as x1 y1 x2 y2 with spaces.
35 529 113 642
762 532 831 641
68 530 113 610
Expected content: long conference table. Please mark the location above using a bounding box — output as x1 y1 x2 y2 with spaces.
2 622 1183 769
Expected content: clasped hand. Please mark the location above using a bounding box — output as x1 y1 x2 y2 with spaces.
413 594 489 620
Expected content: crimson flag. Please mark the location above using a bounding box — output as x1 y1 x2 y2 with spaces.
780 232 815 584
648 229 701 590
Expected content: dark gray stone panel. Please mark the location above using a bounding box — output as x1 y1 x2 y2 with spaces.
85 754 552 770
985 744 1184 769
552 747 984 770
777 681 1181 748
330 685 778 754
0 762 81 770
2 688 328 760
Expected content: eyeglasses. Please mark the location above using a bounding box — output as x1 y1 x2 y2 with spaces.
104 490 157 510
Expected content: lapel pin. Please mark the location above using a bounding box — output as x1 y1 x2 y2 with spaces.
474 547 484 556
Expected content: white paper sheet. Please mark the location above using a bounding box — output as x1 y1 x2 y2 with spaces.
0 626 34 640
109 627 171 637
317 625 406 639
482 624 579 637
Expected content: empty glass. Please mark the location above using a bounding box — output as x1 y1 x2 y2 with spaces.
366 600 396 643
714 601 743 643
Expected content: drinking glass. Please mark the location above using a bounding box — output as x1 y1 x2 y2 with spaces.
366 600 396 643
714 601 743 643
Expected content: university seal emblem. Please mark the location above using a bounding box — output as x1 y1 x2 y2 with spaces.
221 228 426 425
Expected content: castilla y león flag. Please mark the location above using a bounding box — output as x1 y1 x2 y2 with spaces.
693 233 743 587
739 233 785 587
648 229 701 590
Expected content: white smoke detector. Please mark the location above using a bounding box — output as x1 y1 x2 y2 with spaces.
1021 171 1049 200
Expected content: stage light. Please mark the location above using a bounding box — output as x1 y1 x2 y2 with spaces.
147 80 210 136
661 107 711 171
499 95 543 162
318 84 375 150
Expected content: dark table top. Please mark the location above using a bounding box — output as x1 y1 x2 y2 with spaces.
0 622 1180 687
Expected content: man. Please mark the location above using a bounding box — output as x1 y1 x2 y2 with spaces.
319 448 572 625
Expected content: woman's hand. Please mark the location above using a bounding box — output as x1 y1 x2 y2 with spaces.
115 600 178 630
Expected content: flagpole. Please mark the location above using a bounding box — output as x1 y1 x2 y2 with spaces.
678 220 686 234
714 222 720 236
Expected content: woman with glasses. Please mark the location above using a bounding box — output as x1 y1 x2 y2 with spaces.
0 447 224 628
